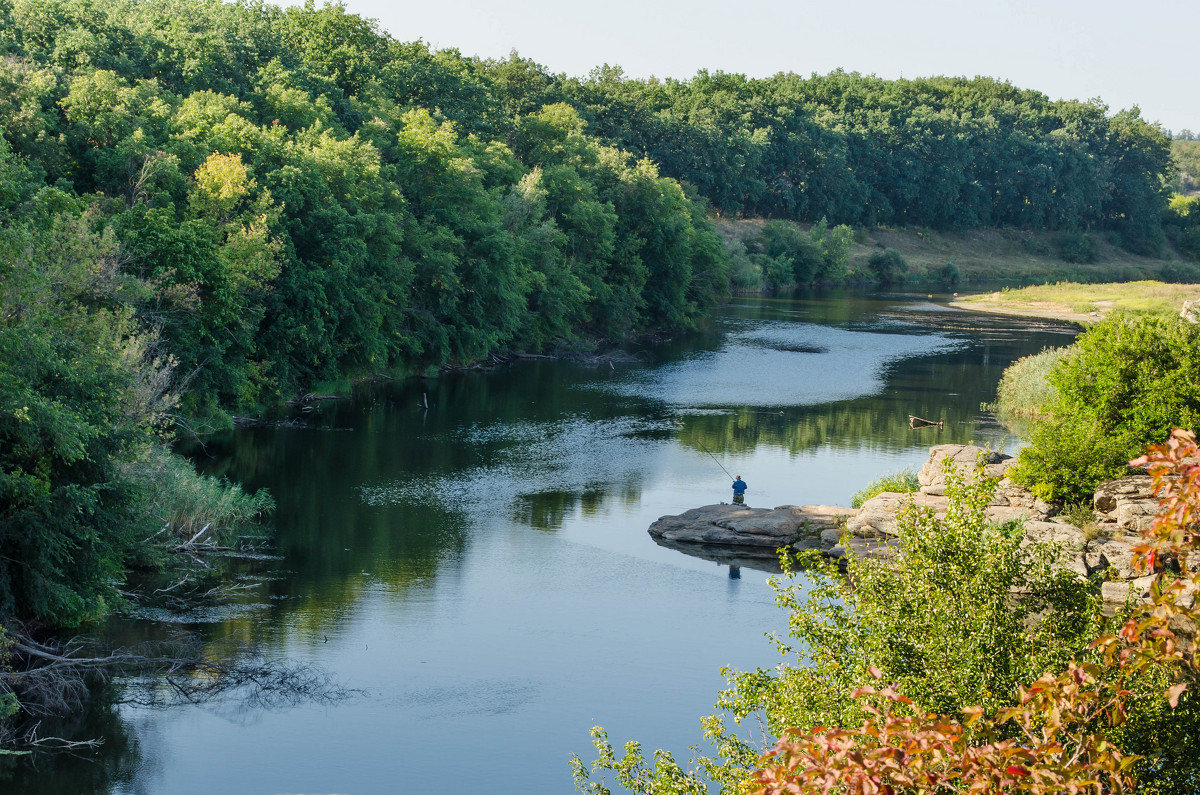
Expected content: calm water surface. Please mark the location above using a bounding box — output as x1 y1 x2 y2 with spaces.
8 292 1075 794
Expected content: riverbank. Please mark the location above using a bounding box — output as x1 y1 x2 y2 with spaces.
649 443 1157 605
950 280 1200 324
715 218 1196 285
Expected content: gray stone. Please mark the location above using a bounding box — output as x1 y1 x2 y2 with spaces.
826 537 901 562
845 491 947 538
1023 520 1087 548
820 527 844 548
1087 536 1145 580
918 444 1012 496
648 503 855 548
1093 475 1154 513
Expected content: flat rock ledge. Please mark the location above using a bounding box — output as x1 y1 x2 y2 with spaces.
650 443 1164 603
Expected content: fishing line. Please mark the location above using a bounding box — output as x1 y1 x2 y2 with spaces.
673 419 736 481
695 439 735 482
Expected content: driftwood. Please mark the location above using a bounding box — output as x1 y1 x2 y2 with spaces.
1 626 355 753
908 414 945 430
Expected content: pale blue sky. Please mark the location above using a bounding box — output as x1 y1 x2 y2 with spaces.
328 0 1197 134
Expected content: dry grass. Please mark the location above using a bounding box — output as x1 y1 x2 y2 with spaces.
713 218 1196 286
955 281 1200 324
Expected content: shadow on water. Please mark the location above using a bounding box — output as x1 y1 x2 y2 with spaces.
3 290 1078 794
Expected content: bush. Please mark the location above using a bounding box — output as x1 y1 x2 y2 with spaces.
1011 313 1200 502
866 248 908 283
126 445 274 553
935 260 960 284
760 220 821 284
850 468 919 508
1056 231 1099 264
809 218 853 282
992 346 1071 427
725 238 763 291
574 460 1104 792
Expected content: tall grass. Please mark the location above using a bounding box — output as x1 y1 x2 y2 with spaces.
850 468 921 508
992 346 1071 425
128 445 274 547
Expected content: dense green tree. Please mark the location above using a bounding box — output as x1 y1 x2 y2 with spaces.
1011 313 1200 502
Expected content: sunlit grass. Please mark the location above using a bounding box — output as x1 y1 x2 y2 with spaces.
851 468 921 508
991 346 1071 424
960 280 1200 318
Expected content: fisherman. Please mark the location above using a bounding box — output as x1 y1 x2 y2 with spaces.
731 475 748 505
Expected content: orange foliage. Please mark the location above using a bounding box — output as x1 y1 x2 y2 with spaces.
754 429 1200 795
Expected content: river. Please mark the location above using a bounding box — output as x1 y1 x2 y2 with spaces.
6 290 1076 794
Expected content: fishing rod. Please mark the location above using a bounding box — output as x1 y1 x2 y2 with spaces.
673 419 736 481
695 439 735 482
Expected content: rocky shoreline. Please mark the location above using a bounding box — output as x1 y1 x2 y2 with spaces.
648 444 1159 602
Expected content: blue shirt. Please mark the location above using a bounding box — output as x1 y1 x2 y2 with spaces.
732 479 748 495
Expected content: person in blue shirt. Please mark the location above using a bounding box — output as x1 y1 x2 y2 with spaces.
731 475 748 505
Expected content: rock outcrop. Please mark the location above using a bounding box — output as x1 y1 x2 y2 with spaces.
649 444 1162 603
648 503 854 548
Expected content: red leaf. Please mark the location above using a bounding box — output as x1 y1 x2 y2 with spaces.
1167 683 1188 708
1006 766 1030 777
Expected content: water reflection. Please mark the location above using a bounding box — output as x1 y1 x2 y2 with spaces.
3 291 1077 794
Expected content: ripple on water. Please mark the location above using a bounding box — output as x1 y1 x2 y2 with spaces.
589 320 963 408
359 415 672 514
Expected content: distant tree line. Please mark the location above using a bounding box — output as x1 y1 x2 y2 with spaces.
486 62 1175 254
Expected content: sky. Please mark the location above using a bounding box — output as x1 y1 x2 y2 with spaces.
321 0 1197 135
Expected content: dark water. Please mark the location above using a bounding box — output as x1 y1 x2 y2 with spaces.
5 291 1075 794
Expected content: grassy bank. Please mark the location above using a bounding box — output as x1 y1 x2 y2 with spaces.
715 219 1199 287
952 281 1200 324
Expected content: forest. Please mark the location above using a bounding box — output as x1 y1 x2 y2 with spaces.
0 0 1190 628
0 0 1184 416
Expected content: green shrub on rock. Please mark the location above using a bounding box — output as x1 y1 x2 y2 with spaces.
1010 313 1200 503
573 461 1103 793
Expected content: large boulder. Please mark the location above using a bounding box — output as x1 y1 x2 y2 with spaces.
1093 475 1158 534
918 444 1013 496
847 490 1044 539
648 504 854 548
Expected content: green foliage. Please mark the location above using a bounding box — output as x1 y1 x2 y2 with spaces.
574 461 1104 792
992 346 1071 426
866 247 908 283
1164 193 1200 261
760 220 821 284
1172 138 1200 194
0 207 158 626
126 444 275 552
935 260 960 284
0 0 732 412
1055 231 1099 264
808 217 853 282
849 468 919 508
1011 314 1200 502
556 70 1171 246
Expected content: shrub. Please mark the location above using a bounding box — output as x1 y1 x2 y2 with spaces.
573 459 1104 792
1011 313 1200 503
850 468 919 508
125 445 274 552
936 260 960 284
809 218 853 282
725 238 763 291
866 248 908 284
992 346 1071 427
754 429 1200 795
1056 231 1099 264
760 220 821 284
